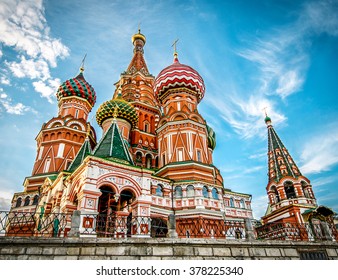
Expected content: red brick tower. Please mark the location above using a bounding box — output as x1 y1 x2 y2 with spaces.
26 67 96 193
153 50 222 185
113 29 161 168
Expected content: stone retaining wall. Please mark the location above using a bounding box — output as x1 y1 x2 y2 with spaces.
1 237 338 260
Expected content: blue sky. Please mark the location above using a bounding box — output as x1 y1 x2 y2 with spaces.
0 0 338 219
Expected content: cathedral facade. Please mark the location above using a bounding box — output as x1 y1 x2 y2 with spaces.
9 30 253 237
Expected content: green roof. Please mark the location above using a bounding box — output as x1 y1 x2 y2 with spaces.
68 138 92 172
92 121 134 165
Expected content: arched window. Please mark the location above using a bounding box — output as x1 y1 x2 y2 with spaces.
271 186 280 203
230 198 235 208
202 186 209 198
145 154 152 169
32 195 39 205
212 188 218 200
186 185 195 197
136 152 142 165
240 199 245 209
301 181 310 198
175 186 182 198
284 181 296 199
156 184 163 197
24 196 30 206
15 197 22 208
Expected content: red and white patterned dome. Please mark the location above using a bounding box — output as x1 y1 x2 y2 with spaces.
154 56 205 102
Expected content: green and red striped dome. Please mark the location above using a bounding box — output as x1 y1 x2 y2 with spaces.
56 72 96 107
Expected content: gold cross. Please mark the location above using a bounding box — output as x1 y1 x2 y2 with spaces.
171 39 179 54
80 54 87 73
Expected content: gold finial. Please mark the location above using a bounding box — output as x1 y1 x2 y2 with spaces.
171 39 179 58
80 54 87 73
113 104 119 120
138 22 141 33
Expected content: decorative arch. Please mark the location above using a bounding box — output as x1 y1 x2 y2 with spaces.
186 185 195 197
229 197 235 208
202 186 209 198
15 197 22 208
67 120 86 131
24 196 30 206
270 185 280 203
212 188 218 200
174 186 182 198
284 181 296 199
169 112 188 122
46 120 63 129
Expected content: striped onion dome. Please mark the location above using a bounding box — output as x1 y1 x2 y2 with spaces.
56 72 96 107
96 94 138 127
154 55 205 102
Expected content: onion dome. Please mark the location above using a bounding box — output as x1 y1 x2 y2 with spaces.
132 28 146 45
56 72 96 107
265 115 272 126
96 94 138 127
206 124 216 150
154 54 205 102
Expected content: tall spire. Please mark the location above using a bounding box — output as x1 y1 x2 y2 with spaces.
266 116 302 182
126 29 149 75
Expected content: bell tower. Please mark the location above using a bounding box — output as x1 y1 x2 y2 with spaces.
262 115 317 224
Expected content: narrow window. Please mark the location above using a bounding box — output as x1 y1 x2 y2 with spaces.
24 196 30 206
32 195 39 205
175 186 182 198
75 109 79 118
202 186 208 198
212 188 218 200
15 197 22 208
230 198 235 208
38 146 44 160
44 158 51 173
178 149 183 161
187 185 195 197
57 143 65 158
197 150 201 162
156 184 163 196
177 101 181 111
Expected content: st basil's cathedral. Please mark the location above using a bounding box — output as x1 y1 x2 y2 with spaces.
8 30 335 239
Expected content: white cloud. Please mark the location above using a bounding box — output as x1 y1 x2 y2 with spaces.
237 0 338 100
300 122 338 174
33 78 61 102
0 76 10 85
243 166 264 174
0 92 37 115
206 93 286 139
0 0 69 103
6 56 50 81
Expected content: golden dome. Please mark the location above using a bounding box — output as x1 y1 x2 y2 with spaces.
132 29 146 44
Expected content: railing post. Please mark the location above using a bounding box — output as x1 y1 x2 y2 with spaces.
244 218 255 241
68 210 81 237
167 214 178 238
